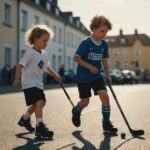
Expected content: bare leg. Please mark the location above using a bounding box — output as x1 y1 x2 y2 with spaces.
35 100 45 118
27 105 35 114
97 90 110 107
79 98 90 109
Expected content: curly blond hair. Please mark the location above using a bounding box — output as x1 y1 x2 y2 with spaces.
90 14 112 31
25 24 54 46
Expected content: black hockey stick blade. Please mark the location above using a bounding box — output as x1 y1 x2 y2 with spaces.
130 129 144 137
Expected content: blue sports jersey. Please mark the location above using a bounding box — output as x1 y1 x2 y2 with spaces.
75 36 109 83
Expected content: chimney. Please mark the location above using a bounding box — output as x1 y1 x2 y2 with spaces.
134 29 138 36
119 29 123 36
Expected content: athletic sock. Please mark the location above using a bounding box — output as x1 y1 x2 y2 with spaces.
76 102 82 112
23 112 31 120
36 118 43 126
102 106 110 122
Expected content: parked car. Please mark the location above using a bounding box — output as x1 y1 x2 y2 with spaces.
62 70 76 83
109 69 124 84
121 70 138 84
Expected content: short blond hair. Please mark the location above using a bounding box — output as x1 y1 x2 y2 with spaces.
90 15 112 31
25 24 54 46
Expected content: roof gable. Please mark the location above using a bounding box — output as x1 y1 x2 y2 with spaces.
106 34 150 47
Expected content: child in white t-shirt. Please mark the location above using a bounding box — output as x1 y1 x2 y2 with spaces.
13 24 61 138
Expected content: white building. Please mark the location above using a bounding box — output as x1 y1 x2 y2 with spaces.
19 0 90 72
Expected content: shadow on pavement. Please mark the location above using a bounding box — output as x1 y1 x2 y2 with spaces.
99 132 118 150
12 132 53 150
71 130 145 150
71 130 119 150
71 130 97 150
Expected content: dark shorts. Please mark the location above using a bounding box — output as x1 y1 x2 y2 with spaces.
23 87 46 106
77 78 107 99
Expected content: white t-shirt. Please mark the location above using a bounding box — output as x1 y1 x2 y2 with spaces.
19 47 50 90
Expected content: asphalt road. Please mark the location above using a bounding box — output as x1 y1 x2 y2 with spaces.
0 84 150 150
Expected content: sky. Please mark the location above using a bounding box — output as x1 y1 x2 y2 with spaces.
58 0 150 36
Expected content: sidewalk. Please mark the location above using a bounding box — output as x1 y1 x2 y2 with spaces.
0 83 76 94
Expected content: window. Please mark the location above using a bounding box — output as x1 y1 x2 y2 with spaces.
45 21 50 26
113 49 119 57
79 37 82 44
53 26 57 41
46 2 51 10
58 55 62 68
52 55 56 71
35 0 40 5
34 16 39 24
71 33 74 47
55 8 59 16
120 38 126 45
122 61 128 69
113 61 120 68
58 28 62 43
68 57 71 70
75 36 79 47
76 20 80 27
72 61 76 71
4 3 11 25
122 49 128 57
134 49 141 57
69 16 73 23
5 47 12 66
67 31 70 46
21 10 28 31
135 60 140 68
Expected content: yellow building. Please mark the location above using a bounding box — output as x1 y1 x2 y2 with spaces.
106 29 150 73
0 0 17 69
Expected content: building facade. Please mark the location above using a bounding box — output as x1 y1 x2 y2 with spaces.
106 29 150 72
0 0 90 84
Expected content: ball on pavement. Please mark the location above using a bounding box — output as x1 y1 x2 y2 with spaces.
121 133 126 139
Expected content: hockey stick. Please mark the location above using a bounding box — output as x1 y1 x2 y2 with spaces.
107 83 144 137
59 82 75 108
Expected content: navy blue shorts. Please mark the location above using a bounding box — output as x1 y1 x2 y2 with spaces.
77 78 107 99
23 87 46 106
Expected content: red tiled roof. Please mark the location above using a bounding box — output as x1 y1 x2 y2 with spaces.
106 34 150 47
